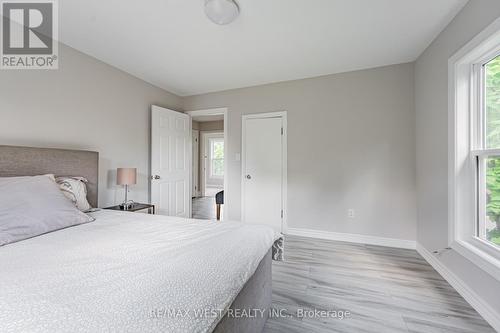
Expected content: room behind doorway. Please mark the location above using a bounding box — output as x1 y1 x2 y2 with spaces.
191 112 225 220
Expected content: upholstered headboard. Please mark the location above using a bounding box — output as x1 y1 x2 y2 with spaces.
0 145 99 207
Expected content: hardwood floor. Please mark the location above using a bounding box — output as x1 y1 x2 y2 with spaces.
192 196 216 220
263 235 494 333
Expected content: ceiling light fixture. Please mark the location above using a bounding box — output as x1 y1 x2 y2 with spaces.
204 0 240 25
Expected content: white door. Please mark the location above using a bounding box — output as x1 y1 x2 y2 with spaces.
151 105 191 217
192 129 199 197
242 113 286 232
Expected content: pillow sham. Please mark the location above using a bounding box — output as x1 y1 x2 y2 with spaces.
55 176 92 212
0 175 95 246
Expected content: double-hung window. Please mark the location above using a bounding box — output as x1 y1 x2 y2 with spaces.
473 54 500 249
450 19 500 280
209 138 224 178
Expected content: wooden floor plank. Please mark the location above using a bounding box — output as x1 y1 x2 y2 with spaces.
263 235 494 333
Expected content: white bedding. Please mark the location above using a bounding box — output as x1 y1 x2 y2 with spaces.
0 210 278 333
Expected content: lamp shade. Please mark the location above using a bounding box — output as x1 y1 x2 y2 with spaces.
117 168 137 185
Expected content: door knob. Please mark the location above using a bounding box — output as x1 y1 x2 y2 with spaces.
151 175 161 180
246 175 252 179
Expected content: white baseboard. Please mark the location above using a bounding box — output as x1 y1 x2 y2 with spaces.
416 243 500 332
286 227 416 249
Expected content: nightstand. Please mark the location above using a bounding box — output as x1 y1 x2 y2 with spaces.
104 203 155 214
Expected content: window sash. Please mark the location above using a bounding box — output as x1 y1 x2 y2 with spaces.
210 139 224 158
471 152 500 259
208 137 224 179
472 147 500 249
472 54 500 252
210 158 224 178
475 154 487 240
472 63 484 150
449 18 500 280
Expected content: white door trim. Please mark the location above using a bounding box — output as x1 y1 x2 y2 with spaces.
241 111 288 233
187 108 227 117
186 108 228 220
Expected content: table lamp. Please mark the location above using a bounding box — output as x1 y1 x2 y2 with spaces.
117 168 137 209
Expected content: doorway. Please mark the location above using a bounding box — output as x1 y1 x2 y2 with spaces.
241 112 287 232
187 108 228 220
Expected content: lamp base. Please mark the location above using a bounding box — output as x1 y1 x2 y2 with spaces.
120 201 135 211
120 184 135 210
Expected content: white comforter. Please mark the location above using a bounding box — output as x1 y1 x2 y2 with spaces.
0 210 277 333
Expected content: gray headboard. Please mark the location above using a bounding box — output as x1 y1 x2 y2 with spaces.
0 145 99 207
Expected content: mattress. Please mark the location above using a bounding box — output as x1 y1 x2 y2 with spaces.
0 210 278 333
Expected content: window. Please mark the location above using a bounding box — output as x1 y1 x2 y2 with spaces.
475 55 500 248
450 19 500 280
209 138 224 178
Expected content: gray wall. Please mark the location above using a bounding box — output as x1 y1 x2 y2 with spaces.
199 120 224 132
192 120 223 131
0 43 183 207
184 63 417 241
415 0 500 316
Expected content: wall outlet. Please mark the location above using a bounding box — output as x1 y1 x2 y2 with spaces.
348 209 355 218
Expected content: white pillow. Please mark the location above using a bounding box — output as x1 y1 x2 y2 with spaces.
0 175 95 246
55 176 92 212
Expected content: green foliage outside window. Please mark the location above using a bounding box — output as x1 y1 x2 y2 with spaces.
485 55 500 245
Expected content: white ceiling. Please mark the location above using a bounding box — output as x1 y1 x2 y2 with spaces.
60 0 468 96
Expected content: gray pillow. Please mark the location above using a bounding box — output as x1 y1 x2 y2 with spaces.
0 175 95 246
55 176 92 212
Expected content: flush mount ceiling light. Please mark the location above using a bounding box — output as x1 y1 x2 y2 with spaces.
204 0 240 25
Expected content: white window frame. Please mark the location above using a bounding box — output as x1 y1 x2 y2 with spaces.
449 17 500 281
208 137 224 179
201 131 224 188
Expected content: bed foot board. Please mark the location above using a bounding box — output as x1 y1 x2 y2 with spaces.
213 249 272 333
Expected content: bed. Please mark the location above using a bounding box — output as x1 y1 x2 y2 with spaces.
0 145 278 333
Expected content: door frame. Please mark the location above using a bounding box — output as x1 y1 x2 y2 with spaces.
186 108 228 220
241 111 288 233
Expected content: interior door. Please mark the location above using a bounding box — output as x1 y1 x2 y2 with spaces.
242 115 284 231
192 129 199 198
151 105 191 216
